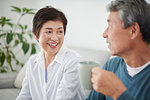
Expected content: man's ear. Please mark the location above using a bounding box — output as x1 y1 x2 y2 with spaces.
129 22 141 39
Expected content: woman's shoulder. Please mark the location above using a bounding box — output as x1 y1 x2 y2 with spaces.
28 52 40 61
27 51 43 65
66 47 81 58
63 47 81 62
59 46 82 65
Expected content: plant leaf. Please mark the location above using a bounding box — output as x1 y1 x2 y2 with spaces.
18 24 24 30
0 69 7 73
9 50 16 59
11 6 21 13
0 33 6 38
6 33 13 44
22 8 27 13
22 42 29 54
28 33 33 39
27 12 35 15
14 39 19 46
16 60 19 64
17 33 23 42
0 16 11 27
31 43 36 54
0 52 5 66
22 8 35 15
24 25 27 30
21 63 24 67
6 55 11 64
6 22 14 28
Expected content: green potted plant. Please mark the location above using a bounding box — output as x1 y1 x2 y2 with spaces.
0 6 38 72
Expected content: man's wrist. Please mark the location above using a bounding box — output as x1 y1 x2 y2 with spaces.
113 87 127 100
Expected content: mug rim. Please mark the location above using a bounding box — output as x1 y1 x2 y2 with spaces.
80 61 100 66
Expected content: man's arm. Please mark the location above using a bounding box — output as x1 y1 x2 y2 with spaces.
91 67 127 100
86 90 105 100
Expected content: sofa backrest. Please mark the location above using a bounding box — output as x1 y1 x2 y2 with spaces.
68 46 110 67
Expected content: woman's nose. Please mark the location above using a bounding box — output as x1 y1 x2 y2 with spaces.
50 33 58 41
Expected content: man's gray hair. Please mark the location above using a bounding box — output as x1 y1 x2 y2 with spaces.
107 0 150 44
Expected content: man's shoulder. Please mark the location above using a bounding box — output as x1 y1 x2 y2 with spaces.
103 56 124 71
109 56 123 63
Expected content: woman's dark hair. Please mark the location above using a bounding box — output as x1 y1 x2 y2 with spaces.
32 6 67 38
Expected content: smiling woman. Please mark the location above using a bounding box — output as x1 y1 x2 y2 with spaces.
16 6 85 100
35 20 65 68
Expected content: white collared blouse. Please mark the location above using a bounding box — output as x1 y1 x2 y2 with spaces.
16 46 85 100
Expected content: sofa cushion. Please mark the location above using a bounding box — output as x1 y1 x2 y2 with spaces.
0 88 20 100
0 72 18 89
14 63 27 89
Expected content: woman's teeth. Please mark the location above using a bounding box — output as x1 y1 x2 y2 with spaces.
49 43 57 46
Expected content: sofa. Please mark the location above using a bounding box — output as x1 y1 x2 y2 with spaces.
0 46 110 100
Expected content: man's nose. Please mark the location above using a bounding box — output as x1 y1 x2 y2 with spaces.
103 29 108 38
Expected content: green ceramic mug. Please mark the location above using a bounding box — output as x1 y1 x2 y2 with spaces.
78 61 100 90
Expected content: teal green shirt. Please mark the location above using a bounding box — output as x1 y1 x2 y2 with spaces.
86 57 150 100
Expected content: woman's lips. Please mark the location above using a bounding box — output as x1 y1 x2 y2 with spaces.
47 43 58 48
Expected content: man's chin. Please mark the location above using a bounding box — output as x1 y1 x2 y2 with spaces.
110 50 117 56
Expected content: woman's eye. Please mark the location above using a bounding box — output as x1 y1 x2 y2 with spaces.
57 30 63 34
45 31 52 34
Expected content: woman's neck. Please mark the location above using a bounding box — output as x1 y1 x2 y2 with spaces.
44 52 56 69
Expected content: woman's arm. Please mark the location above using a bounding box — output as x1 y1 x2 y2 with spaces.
16 61 31 100
55 58 85 100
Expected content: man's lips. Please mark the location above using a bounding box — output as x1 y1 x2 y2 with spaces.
106 41 110 48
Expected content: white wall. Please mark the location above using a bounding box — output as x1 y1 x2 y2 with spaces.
1 0 150 70
49 0 110 50
0 0 110 51
1 0 150 50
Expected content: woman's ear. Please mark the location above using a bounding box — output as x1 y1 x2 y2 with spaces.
33 33 38 40
129 22 141 40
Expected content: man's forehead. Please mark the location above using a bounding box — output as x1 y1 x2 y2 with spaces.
106 11 124 27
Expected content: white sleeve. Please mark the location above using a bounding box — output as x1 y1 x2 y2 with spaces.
55 58 83 100
16 60 32 100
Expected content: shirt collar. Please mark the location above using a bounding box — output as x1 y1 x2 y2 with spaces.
54 44 68 65
33 44 68 65
34 50 44 64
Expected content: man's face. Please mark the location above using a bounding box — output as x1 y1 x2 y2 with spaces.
37 20 64 56
103 11 132 56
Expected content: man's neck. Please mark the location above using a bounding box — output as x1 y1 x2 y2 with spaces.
122 44 150 68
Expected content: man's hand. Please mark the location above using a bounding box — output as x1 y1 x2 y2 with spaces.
91 67 127 100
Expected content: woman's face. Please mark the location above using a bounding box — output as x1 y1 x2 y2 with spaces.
37 20 64 56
